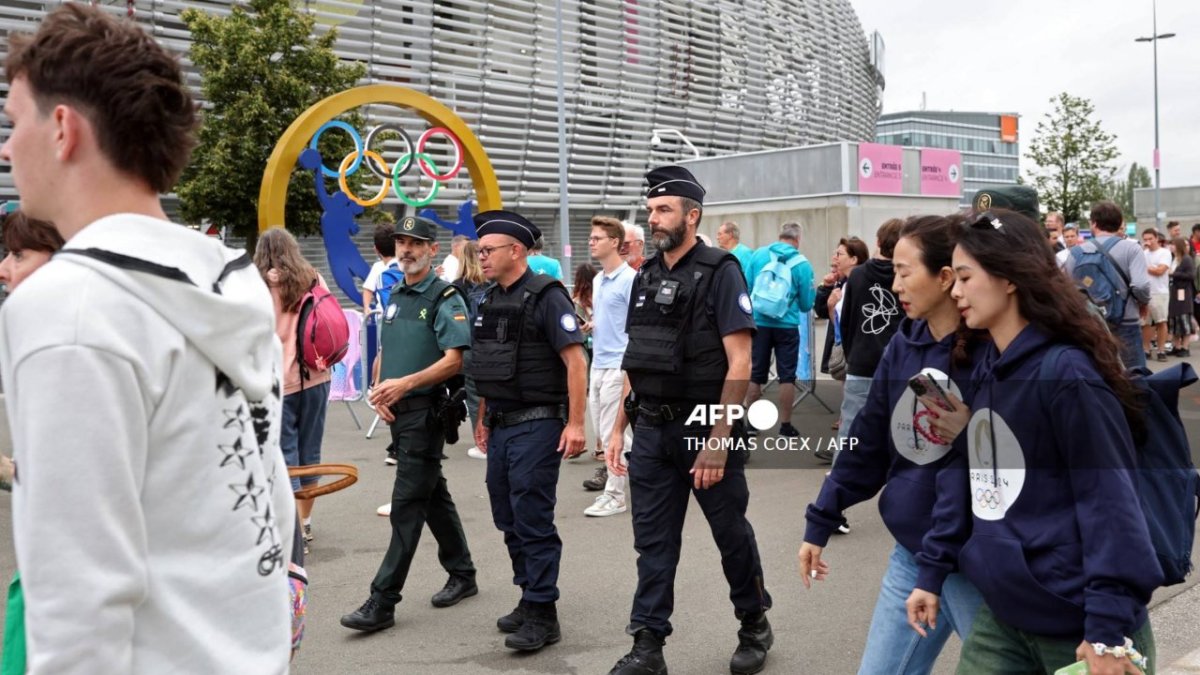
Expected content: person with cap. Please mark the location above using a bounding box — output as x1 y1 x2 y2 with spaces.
470 209 588 652
603 165 773 675
340 215 479 633
970 185 1041 223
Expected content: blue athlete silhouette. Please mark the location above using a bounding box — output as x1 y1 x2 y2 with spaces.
299 148 370 307
419 199 479 239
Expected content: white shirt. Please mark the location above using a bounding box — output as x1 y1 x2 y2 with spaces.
363 258 395 293
440 253 461 282
1145 247 1172 295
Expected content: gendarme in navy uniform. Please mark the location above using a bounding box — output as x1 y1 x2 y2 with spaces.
340 216 478 633
469 209 588 653
605 166 774 675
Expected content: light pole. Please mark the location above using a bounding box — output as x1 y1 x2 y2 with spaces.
651 128 701 161
1135 0 1174 230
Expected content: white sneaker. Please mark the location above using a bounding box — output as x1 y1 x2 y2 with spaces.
467 446 487 460
584 495 627 517
377 503 391 517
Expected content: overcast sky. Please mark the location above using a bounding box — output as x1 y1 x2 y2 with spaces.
851 0 1200 188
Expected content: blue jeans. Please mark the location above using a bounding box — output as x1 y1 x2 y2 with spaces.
836 374 872 464
1115 322 1147 369
281 382 330 491
859 543 984 675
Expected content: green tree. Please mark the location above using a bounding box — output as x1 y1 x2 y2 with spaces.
1105 162 1152 221
177 0 368 253
1024 93 1119 223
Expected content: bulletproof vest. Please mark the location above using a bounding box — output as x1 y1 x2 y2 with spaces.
622 245 733 402
379 276 460 390
470 274 568 403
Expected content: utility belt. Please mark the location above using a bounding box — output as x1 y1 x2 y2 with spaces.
485 404 567 429
627 395 696 427
390 394 437 414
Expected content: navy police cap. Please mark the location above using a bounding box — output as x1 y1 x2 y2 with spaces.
644 165 706 204
473 209 541 249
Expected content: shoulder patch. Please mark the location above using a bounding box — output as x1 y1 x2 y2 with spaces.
560 313 579 333
738 292 753 315
442 287 457 298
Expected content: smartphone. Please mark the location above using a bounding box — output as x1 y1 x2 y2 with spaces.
1053 661 1089 675
908 372 956 412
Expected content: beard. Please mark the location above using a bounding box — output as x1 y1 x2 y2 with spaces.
651 220 687 252
399 251 432 276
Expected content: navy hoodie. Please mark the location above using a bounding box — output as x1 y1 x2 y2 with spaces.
960 326 1162 645
805 318 980 594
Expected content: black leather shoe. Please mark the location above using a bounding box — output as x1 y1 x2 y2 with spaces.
504 602 561 651
729 613 773 675
339 596 395 632
497 600 528 633
609 629 668 675
431 575 478 608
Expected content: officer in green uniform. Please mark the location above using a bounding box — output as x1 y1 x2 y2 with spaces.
340 216 478 633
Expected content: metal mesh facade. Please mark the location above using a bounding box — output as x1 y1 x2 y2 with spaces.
0 0 880 246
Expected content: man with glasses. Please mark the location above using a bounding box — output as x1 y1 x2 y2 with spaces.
580 216 637 515
469 210 588 653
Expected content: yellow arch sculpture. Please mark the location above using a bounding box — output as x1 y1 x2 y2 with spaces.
258 84 502 233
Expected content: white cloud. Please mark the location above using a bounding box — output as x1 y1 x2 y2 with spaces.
852 0 1200 187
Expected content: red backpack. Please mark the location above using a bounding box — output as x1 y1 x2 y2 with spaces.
296 280 350 378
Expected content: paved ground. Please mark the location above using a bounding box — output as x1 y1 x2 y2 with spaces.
1 341 1199 673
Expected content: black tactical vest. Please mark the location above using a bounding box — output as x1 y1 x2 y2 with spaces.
470 274 568 403
622 245 734 403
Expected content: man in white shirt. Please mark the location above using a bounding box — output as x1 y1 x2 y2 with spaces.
0 6 293 672
1142 228 1172 362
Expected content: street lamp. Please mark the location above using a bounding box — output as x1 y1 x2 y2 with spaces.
1135 0 1175 230
651 128 701 160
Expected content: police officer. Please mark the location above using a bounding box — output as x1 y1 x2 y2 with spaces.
604 166 773 675
340 216 478 633
470 210 588 652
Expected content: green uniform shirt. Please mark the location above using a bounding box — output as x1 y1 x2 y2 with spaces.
379 271 471 394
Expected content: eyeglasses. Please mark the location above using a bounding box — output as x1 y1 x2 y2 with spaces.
967 211 1005 233
476 244 515 259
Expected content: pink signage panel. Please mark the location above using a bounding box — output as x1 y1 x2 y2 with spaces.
920 149 963 196
857 143 904 194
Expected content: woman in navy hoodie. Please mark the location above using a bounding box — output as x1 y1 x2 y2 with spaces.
937 209 1160 674
799 214 985 674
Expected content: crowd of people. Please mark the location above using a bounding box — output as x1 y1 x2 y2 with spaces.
0 5 1191 675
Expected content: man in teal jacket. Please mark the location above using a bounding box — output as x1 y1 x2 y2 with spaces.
743 222 815 437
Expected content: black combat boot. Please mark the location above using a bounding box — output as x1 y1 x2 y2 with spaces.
496 599 529 633
503 601 561 651
608 628 668 675
430 575 478 608
339 595 395 632
729 612 773 675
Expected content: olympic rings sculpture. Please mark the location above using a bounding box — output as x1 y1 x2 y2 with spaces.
309 120 465 208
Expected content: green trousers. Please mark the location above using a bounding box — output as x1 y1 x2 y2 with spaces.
956 604 1156 675
370 408 475 604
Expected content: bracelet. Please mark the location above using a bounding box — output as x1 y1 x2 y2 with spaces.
1092 637 1148 670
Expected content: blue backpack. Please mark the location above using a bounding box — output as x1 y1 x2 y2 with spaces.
751 252 805 320
375 264 404 310
1043 346 1200 585
1069 237 1131 325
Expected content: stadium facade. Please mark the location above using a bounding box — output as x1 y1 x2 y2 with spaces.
1 0 882 255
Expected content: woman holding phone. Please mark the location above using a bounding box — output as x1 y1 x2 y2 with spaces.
926 209 1159 675
798 214 986 674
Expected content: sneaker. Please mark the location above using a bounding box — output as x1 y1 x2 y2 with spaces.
497 600 529 634
467 446 487 460
730 613 773 675
1158 352 1169 363
608 628 667 675
813 448 834 463
585 495 627 517
583 466 607 491
339 595 395 632
430 575 478 608
385 442 397 466
778 423 800 438
303 523 313 542
504 602 561 651
377 503 391 517
836 519 851 535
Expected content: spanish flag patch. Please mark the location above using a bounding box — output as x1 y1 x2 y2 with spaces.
453 313 467 321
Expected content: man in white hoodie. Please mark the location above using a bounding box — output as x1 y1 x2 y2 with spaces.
0 5 294 673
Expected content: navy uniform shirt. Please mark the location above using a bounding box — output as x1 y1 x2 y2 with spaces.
633 238 757 339
485 267 585 412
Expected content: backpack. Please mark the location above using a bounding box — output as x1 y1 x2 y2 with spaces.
751 252 805 320
1069 237 1131 325
297 279 350 379
1042 346 1200 585
374 263 404 310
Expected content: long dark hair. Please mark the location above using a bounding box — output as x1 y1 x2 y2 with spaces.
955 209 1142 433
573 263 596 309
899 213 985 368
253 228 318 310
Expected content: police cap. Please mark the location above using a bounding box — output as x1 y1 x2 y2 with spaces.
473 209 541 249
394 215 438 241
644 165 706 204
972 185 1040 222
